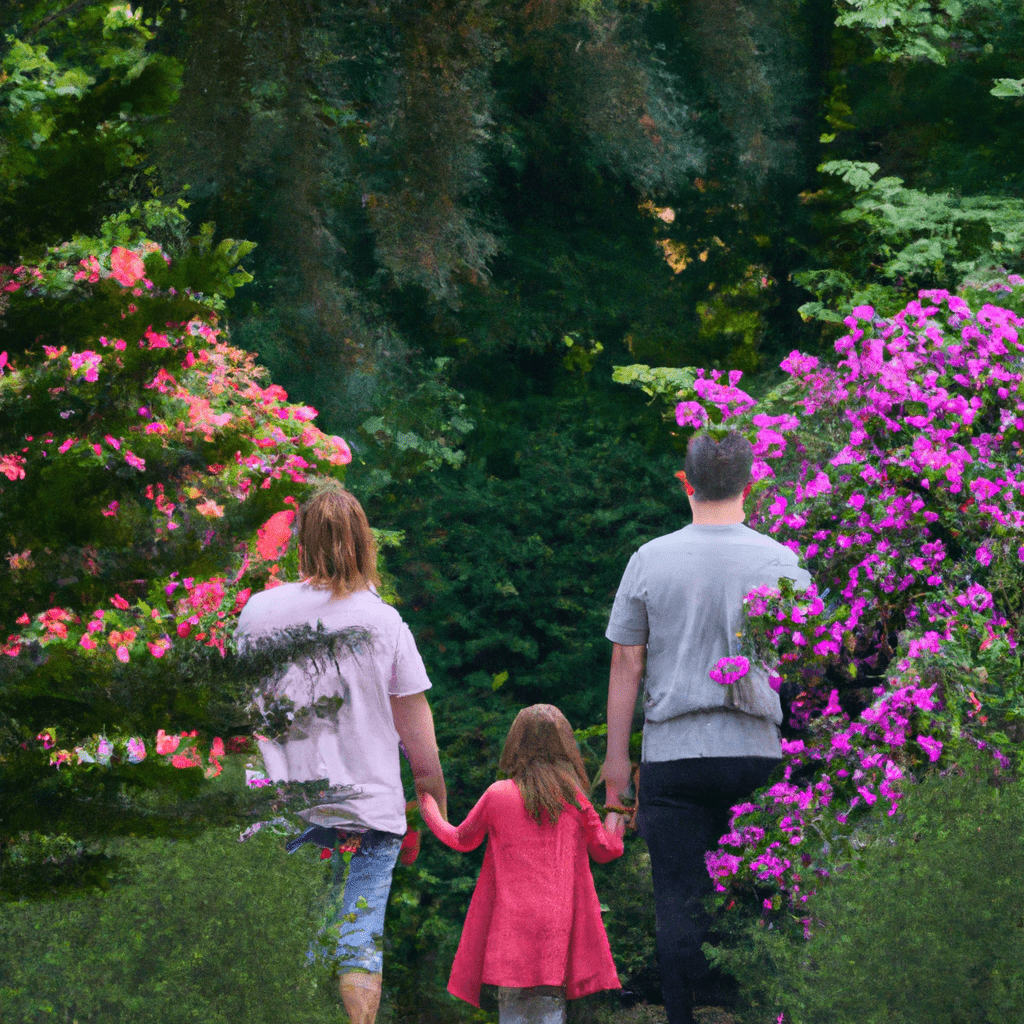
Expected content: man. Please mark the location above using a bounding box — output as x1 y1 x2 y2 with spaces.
601 430 811 1024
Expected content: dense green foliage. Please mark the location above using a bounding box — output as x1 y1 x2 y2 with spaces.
0 827 349 1023
4 0 1024 1019
371 387 689 729
708 758 1024 1024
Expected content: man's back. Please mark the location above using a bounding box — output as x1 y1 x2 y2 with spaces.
606 522 810 759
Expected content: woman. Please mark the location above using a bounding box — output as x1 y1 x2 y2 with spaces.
236 484 447 1024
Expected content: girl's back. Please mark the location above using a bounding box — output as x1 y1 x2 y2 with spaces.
419 778 622 1005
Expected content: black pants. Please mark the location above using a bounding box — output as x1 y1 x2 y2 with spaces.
637 756 781 1023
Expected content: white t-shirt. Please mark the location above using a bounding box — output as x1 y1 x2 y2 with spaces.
236 583 431 835
606 523 812 761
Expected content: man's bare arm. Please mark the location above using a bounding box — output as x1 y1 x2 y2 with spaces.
390 692 448 821
601 642 645 808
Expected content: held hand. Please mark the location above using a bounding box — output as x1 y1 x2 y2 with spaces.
600 756 633 810
603 812 626 838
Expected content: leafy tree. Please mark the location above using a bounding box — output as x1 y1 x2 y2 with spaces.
0 0 182 259
0 229 354 895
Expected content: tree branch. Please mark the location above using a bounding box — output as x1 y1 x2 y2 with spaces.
22 0 101 39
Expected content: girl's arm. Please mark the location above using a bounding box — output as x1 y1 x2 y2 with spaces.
418 790 490 852
581 797 625 863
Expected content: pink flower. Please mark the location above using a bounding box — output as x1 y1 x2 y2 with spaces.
147 638 171 658
101 500 120 517
1 454 27 480
124 451 146 471
256 510 295 560
327 435 352 466
79 634 98 650
109 247 147 287
127 737 147 763
110 594 130 610
675 401 707 428
155 729 180 755
196 499 225 518
708 655 751 685
779 350 819 377
115 645 131 663
916 735 943 762
171 746 202 769
69 350 102 382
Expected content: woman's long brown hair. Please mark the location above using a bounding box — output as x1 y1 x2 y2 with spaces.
498 704 590 824
297 483 381 597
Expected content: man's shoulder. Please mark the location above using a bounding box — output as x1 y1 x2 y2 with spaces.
632 525 804 573
636 523 787 552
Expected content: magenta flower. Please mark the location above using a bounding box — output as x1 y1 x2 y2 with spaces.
916 735 943 762
675 401 707 428
708 655 751 685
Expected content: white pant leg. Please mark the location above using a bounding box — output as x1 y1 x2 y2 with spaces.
498 986 567 1024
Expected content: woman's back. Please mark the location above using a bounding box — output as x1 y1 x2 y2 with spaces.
237 583 431 835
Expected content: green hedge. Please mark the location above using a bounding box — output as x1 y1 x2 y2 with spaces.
0 827 347 1024
708 758 1024 1024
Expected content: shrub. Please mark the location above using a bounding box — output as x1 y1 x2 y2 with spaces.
0 229 354 892
0 826 350 1024
709 758 1024 1024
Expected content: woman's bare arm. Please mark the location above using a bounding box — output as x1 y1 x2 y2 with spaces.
391 692 448 821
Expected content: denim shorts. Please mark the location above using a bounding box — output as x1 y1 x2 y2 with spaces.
310 829 403 973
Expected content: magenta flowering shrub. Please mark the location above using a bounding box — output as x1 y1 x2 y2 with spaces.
0 238 353 845
636 289 1024 930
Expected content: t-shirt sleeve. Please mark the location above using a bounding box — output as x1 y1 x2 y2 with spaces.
771 554 813 592
605 551 649 646
389 618 432 697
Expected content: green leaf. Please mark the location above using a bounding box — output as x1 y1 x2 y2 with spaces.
491 670 508 691
611 364 699 400
819 160 880 192
991 78 1024 99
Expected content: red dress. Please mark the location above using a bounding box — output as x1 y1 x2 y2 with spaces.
419 780 623 1007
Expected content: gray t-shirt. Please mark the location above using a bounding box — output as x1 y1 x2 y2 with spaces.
606 523 811 761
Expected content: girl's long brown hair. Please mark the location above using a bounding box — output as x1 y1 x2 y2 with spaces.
498 704 590 824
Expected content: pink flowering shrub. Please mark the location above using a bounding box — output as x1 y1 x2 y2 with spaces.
627 289 1024 935
0 239 353 846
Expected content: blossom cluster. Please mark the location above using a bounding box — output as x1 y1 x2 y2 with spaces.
0 241 353 774
39 727 246 779
669 288 1024 929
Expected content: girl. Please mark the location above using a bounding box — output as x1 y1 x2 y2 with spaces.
418 704 625 1024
